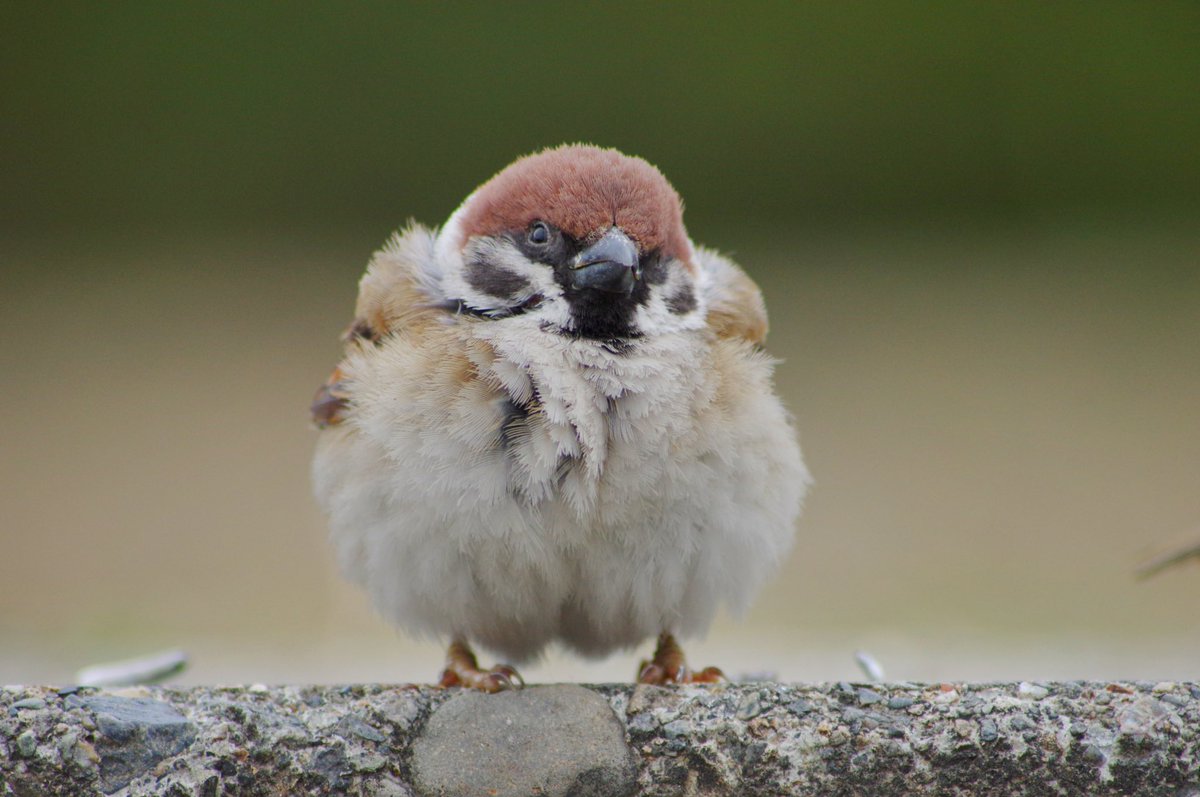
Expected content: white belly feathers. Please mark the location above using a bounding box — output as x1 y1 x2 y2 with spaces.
312 319 807 662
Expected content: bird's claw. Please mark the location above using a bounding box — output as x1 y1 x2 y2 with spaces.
637 661 727 685
438 650 525 693
637 633 727 685
453 663 522 692
637 661 668 684
489 663 524 690
689 666 727 684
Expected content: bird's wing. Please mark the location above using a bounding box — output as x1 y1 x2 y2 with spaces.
310 224 446 427
695 246 769 345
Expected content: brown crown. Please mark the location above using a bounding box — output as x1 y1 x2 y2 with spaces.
457 145 690 262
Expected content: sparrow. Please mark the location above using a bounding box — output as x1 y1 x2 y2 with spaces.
311 144 809 691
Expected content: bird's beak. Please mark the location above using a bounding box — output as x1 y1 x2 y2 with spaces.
568 227 640 294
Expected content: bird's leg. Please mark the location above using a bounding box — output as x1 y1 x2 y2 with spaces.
438 639 523 692
637 632 726 685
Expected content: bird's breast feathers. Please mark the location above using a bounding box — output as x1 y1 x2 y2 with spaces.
317 223 788 519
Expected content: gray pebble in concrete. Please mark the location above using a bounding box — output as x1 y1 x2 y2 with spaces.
411 685 637 797
662 718 692 740
736 692 770 720
333 714 387 743
1018 682 1049 700
11 698 47 711
81 695 197 792
627 710 658 734
1010 714 1034 731
788 698 816 714
15 730 37 758
857 688 883 706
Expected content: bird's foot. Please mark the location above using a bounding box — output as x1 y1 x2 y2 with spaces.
438 640 524 692
637 633 726 685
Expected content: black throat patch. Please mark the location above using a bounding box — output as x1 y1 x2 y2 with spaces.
554 247 666 340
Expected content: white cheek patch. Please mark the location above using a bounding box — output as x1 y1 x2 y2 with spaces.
634 257 707 336
440 237 570 323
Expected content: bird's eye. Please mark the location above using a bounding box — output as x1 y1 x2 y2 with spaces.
527 222 551 245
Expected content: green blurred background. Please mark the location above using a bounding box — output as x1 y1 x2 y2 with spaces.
3 3 1198 685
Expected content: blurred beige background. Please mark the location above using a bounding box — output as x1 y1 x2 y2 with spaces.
2 3 1198 685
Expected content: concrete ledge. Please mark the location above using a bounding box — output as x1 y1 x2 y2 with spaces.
2 681 1198 796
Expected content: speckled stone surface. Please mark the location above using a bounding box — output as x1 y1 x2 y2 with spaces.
411 684 635 797
1 681 1197 795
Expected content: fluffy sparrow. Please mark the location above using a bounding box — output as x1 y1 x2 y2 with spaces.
311 144 809 690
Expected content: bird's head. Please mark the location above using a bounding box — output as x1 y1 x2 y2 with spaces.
435 145 704 340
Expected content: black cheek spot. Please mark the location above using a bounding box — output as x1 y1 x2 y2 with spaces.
666 282 698 314
465 257 533 301
344 318 382 345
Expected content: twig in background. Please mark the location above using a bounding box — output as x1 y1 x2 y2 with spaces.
75 649 188 687
854 649 885 682
1136 537 1200 580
